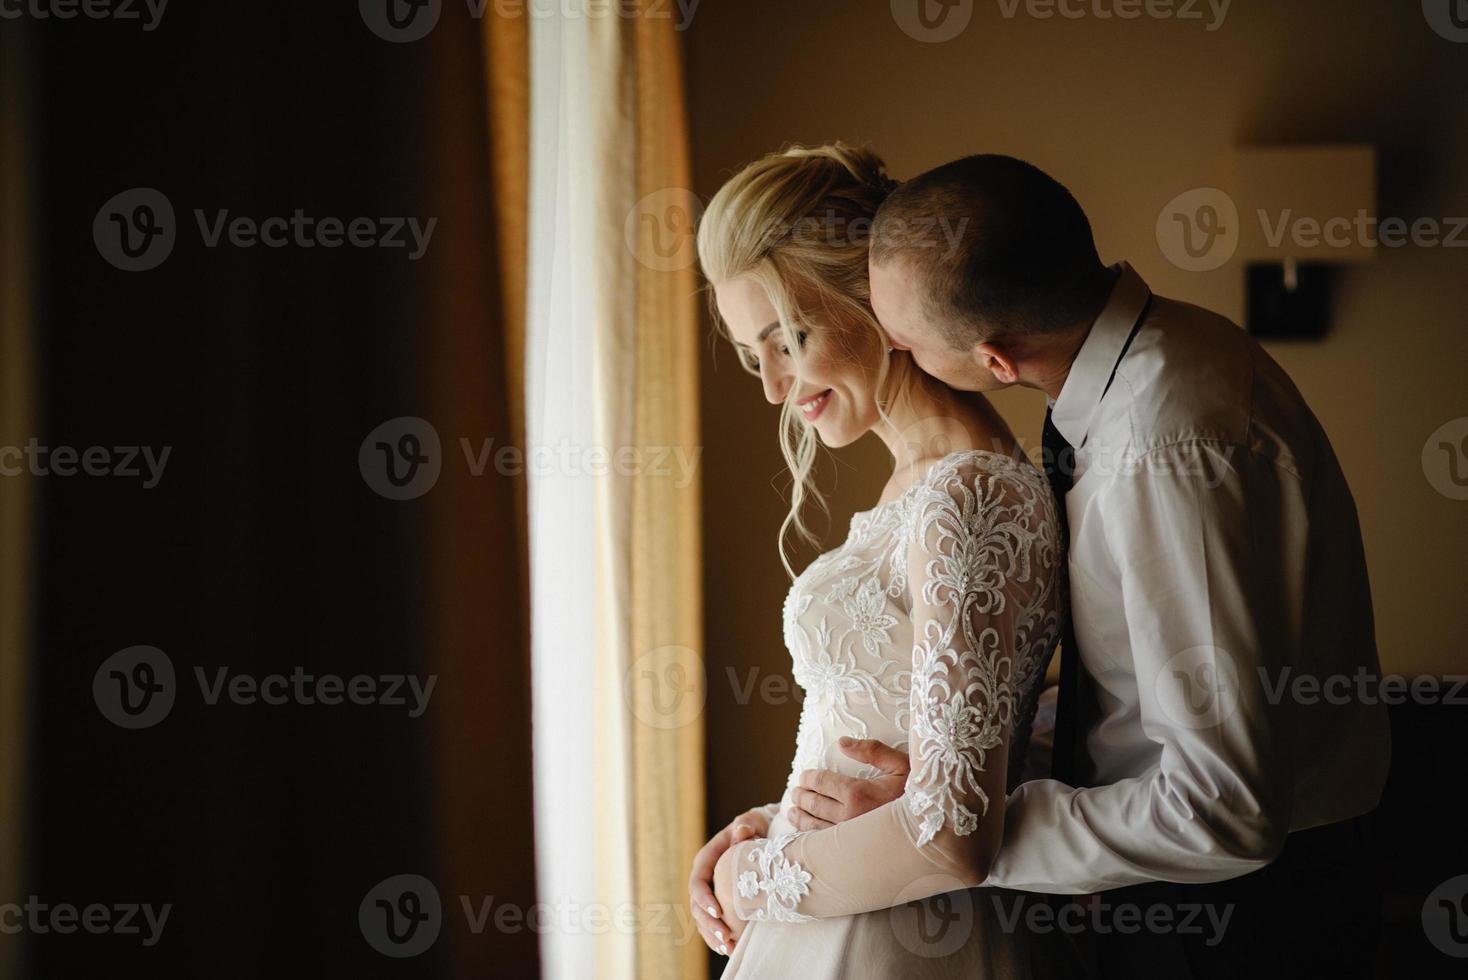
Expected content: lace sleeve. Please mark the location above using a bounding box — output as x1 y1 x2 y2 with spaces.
724 454 1060 923
903 454 1056 849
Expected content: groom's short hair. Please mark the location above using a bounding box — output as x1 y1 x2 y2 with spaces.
871 154 1106 347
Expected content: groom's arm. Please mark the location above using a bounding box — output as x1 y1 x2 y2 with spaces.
985 441 1295 894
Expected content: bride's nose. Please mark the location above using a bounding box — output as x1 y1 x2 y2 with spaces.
759 362 790 405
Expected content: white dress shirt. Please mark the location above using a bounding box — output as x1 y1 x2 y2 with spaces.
985 262 1391 894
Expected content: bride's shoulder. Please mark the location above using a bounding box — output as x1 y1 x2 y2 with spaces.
920 447 1047 494
906 448 1056 527
906 450 1060 557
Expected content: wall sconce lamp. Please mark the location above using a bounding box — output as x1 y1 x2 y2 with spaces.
1231 145 1376 339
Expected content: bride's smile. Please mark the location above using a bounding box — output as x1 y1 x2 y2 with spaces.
794 388 830 422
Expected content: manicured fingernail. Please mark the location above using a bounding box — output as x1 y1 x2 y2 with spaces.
719 944 729 956
706 904 718 917
715 928 724 941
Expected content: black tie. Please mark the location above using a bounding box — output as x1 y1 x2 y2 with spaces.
1043 409 1085 786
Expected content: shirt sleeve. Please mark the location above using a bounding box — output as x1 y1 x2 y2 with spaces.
725 456 1061 922
985 441 1295 894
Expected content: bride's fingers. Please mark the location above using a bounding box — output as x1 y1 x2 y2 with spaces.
786 804 834 831
691 901 736 955
689 873 721 923
687 833 730 899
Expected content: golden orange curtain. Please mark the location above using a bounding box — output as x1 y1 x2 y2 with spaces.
418 11 537 979
593 8 707 979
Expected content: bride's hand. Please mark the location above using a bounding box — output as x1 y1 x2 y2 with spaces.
789 736 910 830
689 808 768 955
712 844 746 945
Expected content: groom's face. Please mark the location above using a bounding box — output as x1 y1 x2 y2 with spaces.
868 257 1007 393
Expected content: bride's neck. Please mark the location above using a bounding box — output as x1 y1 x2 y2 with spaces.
873 359 1008 474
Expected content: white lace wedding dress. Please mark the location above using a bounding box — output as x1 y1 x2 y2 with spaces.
720 450 1072 978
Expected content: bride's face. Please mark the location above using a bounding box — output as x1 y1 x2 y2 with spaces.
714 276 884 449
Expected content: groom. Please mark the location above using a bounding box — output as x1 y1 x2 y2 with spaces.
793 155 1391 977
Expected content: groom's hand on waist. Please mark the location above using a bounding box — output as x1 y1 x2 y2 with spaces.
788 736 910 830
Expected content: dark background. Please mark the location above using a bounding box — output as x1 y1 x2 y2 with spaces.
15 3 536 976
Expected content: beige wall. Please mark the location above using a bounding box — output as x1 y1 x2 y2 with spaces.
687 0 1468 820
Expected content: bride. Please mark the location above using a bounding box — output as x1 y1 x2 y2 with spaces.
688 143 1075 978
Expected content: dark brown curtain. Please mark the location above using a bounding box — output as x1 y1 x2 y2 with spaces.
23 4 535 976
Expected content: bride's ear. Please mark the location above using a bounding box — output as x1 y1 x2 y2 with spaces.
974 342 1019 385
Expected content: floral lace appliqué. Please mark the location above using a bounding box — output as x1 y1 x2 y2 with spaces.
736 832 814 923
776 449 1059 864
903 453 1058 847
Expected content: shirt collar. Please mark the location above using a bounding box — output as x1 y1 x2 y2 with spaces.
1050 261 1152 449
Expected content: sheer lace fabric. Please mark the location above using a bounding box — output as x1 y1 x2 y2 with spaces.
727 450 1062 926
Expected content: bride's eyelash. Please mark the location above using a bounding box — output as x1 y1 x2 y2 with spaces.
740 330 808 372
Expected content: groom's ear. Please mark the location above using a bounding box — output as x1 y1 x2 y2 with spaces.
973 342 1019 385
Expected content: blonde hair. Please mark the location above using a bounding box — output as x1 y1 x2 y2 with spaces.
697 143 899 577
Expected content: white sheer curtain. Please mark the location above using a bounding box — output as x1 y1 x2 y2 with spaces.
525 7 705 979
525 10 634 979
